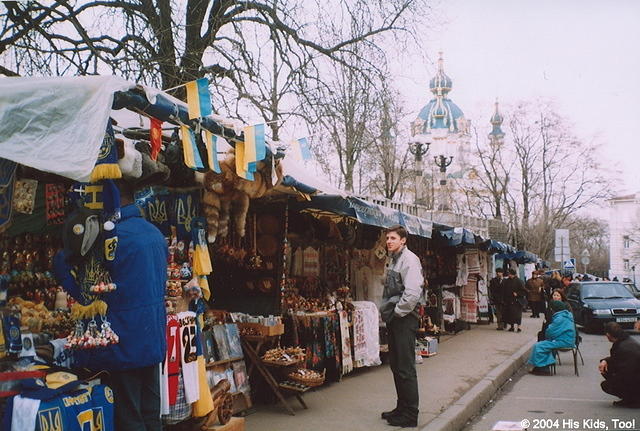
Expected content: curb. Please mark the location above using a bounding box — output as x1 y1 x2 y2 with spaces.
420 339 536 431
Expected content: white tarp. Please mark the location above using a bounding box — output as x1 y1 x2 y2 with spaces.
0 75 133 181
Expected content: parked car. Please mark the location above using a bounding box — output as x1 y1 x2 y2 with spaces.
565 281 640 331
622 282 640 299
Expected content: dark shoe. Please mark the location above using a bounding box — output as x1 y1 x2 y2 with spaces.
387 415 418 427
381 409 399 420
517 328 522 333
496 327 504 331
508 327 514 332
530 366 552 376
613 399 640 407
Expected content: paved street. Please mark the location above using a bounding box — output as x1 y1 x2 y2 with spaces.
465 329 640 431
244 319 538 431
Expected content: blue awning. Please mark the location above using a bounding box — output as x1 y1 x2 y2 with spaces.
434 227 477 247
495 250 538 264
291 195 433 238
480 239 516 254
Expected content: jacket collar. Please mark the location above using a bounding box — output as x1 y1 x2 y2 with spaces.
119 204 145 221
389 245 406 263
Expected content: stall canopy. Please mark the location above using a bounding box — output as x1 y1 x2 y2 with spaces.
495 250 538 264
292 195 433 239
480 239 516 254
432 226 477 247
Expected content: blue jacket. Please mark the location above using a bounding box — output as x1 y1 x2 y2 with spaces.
54 204 168 371
528 309 576 367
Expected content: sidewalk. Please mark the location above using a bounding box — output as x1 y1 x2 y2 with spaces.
244 317 538 431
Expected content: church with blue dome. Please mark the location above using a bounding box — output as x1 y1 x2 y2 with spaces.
413 53 468 135
410 52 504 212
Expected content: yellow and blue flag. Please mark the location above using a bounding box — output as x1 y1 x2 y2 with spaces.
186 78 213 120
235 140 254 180
180 125 204 170
290 137 313 161
243 124 266 175
203 130 221 173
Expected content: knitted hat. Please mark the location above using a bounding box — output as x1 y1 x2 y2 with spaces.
550 300 569 312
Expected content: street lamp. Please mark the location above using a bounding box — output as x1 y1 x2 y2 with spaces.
409 140 430 205
434 155 453 211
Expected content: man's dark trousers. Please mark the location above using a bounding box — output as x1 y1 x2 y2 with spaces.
388 313 419 421
108 364 162 430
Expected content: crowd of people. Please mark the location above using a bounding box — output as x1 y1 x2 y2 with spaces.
488 268 640 407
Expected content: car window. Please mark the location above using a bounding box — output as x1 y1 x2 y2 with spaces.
567 285 580 300
581 283 633 299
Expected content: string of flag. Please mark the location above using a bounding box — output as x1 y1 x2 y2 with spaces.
290 136 314 161
235 123 266 180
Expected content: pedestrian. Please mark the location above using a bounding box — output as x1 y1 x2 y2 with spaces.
528 300 576 375
55 179 168 430
561 275 572 292
525 270 545 318
503 269 527 332
379 225 424 428
488 268 506 330
598 322 640 407
544 271 562 303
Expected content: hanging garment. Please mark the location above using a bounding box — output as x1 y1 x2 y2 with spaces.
177 311 199 404
302 246 320 277
465 249 481 274
165 315 181 406
338 310 353 375
352 301 381 367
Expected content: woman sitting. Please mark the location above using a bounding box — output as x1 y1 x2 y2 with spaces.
528 300 576 375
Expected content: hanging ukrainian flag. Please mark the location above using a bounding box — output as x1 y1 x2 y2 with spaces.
186 78 213 120
234 140 253 180
297 137 313 161
180 125 204 170
243 124 266 175
203 130 221 173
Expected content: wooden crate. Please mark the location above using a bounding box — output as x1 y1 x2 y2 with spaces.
237 322 284 337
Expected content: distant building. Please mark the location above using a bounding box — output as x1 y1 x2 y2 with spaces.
410 52 497 216
608 192 640 281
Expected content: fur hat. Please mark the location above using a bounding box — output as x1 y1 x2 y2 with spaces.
117 141 143 180
133 141 170 187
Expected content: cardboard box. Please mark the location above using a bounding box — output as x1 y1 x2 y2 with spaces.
237 322 284 337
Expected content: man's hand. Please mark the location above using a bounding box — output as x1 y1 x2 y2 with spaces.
598 360 608 375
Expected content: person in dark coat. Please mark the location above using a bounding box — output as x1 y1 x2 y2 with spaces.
488 268 506 330
599 322 640 407
503 269 527 332
55 179 168 430
525 270 545 318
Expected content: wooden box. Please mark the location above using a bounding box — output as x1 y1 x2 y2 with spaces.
237 322 284 337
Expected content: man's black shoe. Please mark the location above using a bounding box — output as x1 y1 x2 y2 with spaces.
387 416 418 427
381 409 399 420
613 399 640 407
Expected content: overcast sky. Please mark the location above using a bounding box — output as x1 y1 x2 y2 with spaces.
393 0 640 195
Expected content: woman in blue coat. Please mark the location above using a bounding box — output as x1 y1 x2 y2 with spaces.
528 300 576 375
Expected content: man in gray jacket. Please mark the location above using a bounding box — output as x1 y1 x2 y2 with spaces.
380 225 424 428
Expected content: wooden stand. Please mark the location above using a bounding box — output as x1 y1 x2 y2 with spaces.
201 416 245 431
241 334 308 415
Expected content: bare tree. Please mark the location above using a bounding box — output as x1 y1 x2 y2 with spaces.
302 34 387 192
1 1 428 129
365 86 412 200
495 101 612 258
468 124 511 219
